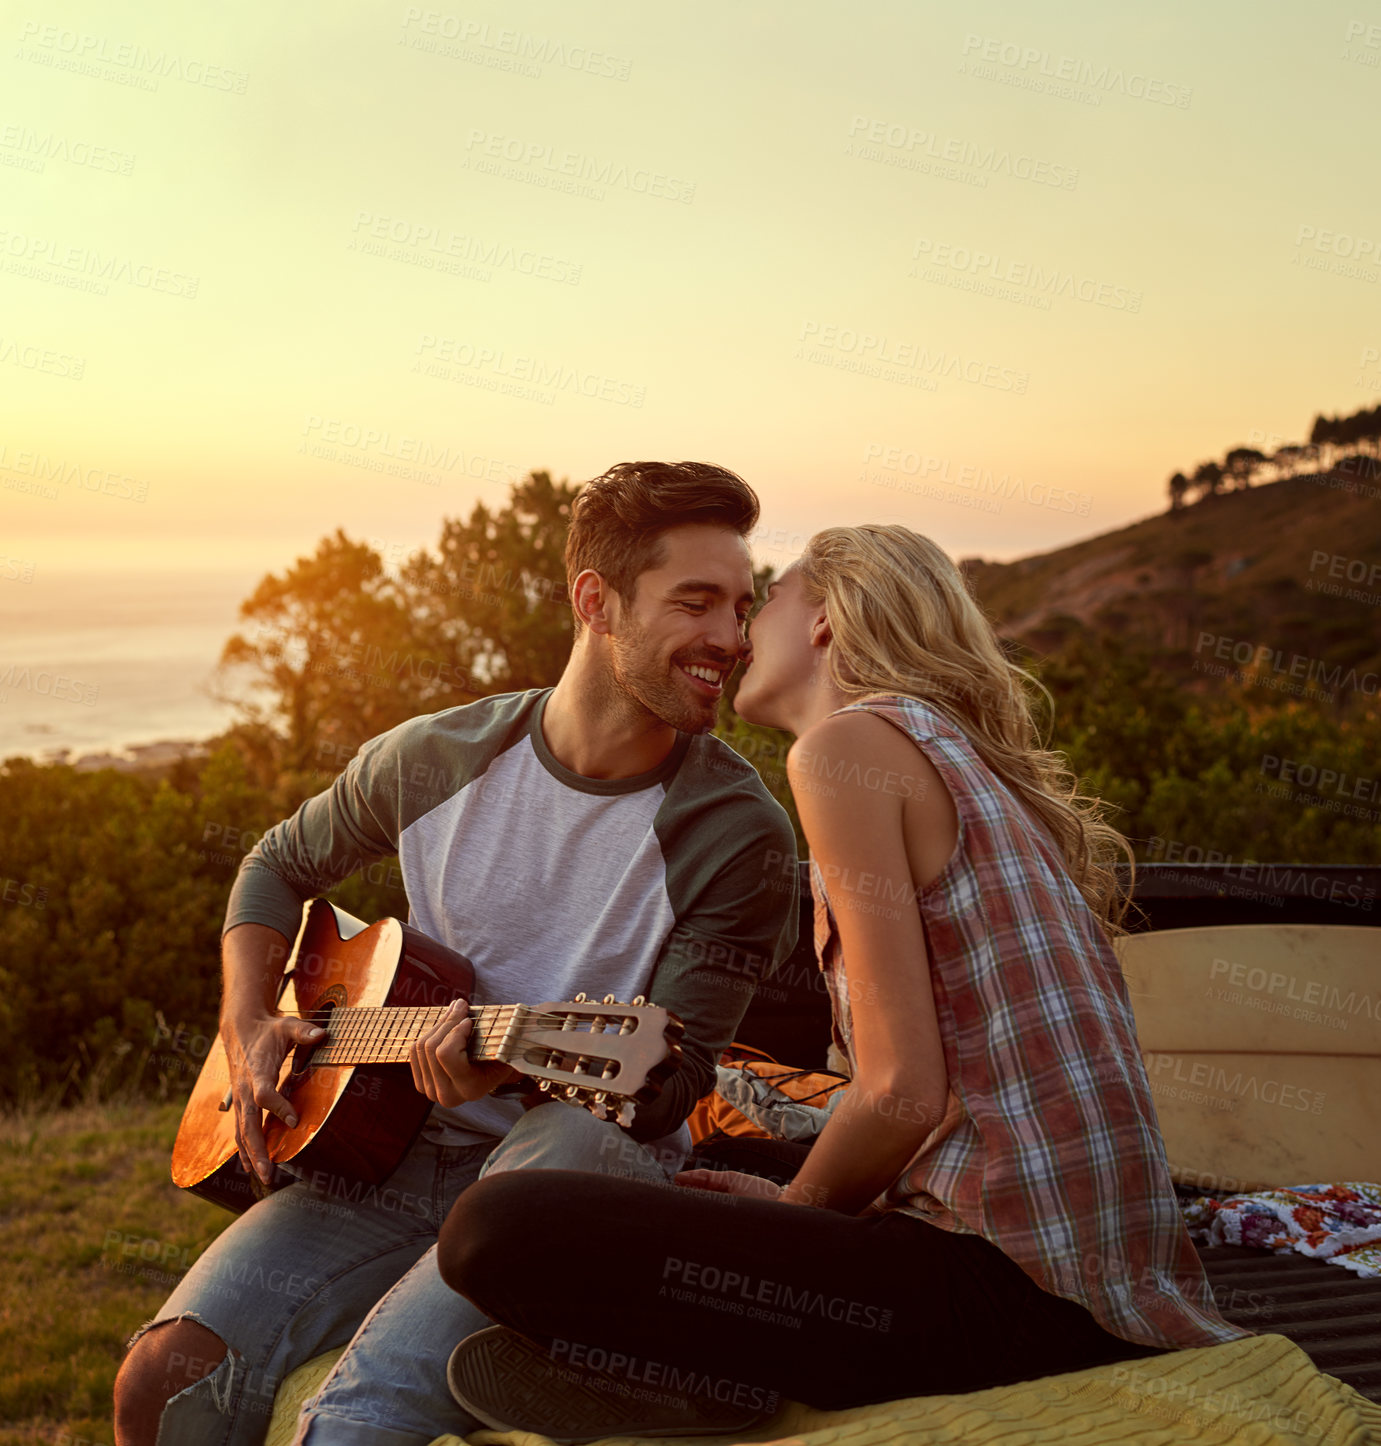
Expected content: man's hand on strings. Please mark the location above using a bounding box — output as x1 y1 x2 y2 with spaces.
410 998 522 1107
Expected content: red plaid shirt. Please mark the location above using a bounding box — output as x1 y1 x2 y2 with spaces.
811 695 1251 1350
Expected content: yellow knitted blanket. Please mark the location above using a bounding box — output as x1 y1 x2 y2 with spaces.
266 1331 1381 1445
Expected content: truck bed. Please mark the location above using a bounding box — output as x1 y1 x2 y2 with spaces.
1199 1244 1381 1403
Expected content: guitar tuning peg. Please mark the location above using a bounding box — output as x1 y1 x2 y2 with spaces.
574 992 588 1003
537 1079 552 1092
602 993 616 1005
632 995 646 1006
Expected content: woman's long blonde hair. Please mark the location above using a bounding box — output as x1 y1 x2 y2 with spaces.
797 524 1132 935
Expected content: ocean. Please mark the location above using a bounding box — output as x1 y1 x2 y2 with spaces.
0 569 262 765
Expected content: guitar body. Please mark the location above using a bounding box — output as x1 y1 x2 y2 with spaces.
172 899 475 1213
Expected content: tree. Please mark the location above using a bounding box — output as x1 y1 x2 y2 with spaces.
215 530 429 774
399 469 577 697
1191 460 1224 499
215 472 579 777
1223 447 1266 490
1270 444 1306 479
1335 403 1381 470
1168 472 1190 510
1310 412 1337 469
1310 405 1381 478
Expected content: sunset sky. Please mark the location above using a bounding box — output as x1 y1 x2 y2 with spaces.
4 0 1380 580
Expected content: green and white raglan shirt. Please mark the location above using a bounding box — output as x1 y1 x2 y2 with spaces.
223 688 799 1148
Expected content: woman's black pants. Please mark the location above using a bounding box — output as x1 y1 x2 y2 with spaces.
437 1167 1166 1413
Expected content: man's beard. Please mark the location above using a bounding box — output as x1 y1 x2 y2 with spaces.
604 606 721 736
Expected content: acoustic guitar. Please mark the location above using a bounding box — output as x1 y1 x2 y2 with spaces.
172 898 684 1213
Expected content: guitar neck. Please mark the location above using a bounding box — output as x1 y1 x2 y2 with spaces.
308 1003 522 1066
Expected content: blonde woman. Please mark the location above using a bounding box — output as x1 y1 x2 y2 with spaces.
436 524 1251 1441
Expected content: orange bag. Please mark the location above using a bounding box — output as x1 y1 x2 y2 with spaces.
686 1046 850 1145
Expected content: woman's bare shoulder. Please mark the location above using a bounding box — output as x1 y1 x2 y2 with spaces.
790 708 944 792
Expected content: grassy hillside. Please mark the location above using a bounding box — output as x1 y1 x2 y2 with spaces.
965 471 1381 689
0 1098 230 1444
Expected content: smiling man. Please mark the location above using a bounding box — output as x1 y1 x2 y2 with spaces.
114 461 800 1446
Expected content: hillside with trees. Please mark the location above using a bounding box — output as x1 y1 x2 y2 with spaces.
1164 401 1381 506
966 470 1381 690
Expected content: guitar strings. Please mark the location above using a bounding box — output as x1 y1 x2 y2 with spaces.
276 1007 654 1065
283 1010 642 1043
305 1032 634 1052
285 1008 635 1028
284 1023 634 1043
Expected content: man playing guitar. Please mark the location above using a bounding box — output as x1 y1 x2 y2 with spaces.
114 461 799 1446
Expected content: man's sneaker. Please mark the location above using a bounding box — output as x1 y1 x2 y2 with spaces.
447 1325 778 1443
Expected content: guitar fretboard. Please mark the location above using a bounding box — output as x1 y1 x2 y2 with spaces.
309 1003 523 1066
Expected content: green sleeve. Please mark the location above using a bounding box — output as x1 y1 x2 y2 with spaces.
222 728 406 941
222 693 536 939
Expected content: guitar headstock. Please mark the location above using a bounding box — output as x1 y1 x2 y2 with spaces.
507 995 684 1126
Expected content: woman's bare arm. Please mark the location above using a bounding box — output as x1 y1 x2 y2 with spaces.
775 710 953 1214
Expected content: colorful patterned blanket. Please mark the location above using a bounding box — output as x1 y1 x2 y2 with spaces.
1181 1180 1381 1278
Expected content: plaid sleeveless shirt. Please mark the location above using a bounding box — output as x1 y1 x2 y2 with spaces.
810 694 1251 1351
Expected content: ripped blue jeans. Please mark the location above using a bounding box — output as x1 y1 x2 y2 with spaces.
130 1103 688 1445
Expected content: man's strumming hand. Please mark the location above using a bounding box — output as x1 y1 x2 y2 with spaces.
223 1011 325 1187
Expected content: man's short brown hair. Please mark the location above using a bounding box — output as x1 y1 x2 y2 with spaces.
564 461 759 631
